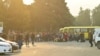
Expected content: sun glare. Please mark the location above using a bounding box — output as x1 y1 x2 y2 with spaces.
23 0 34 5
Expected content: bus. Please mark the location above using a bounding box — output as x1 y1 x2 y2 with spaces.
59 26 100 39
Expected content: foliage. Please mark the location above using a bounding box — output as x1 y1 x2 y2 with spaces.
30 0 74 32
0 0 6 21
75 7 91 26
0 0 74 32
92 4 100 26
2 0 31 32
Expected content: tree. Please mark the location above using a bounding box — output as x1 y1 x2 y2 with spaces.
92 4 100 26
75 7 91 26
1 0 74 32
30 0 74 32
3 0 31 32
0 0 6 22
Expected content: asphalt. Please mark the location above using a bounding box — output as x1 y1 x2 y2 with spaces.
1 41 100 56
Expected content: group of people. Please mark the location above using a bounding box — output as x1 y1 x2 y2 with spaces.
0 31 35 49
0 30 94 50
54 32 85 42
55 31 94 47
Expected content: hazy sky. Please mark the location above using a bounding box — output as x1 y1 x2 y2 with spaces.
66 0 100 16
23 0 100 16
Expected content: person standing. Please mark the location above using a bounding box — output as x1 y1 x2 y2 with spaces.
80 32 85 42
63 32 68 41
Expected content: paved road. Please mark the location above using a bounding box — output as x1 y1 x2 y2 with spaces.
1 41 100 56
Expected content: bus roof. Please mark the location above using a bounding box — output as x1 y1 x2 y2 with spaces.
64 26 100 29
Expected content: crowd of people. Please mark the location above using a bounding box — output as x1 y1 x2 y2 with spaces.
0 30 94 50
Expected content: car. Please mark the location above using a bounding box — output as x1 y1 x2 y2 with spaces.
0 37 19 52
7 41 19 52
93 28 100 49
0 40 12 54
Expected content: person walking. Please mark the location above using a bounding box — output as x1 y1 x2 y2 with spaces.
88 31 93 47
16 33 23 49
25 33 30 47
30 32 35 46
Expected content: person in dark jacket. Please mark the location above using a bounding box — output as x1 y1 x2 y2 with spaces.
25 33 30 47
80 32 85 42
30 32 35 46
16 33 23 49
88 32 93 47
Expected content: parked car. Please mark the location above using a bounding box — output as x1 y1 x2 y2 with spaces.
0 37 19 52
7 41 19 52
93 28 100 49
0 40 12 54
